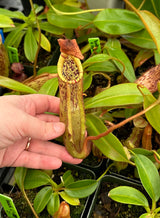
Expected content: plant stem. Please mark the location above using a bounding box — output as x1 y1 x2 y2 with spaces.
154 206 160 214
97 163 115 182
22 189 39 218
151 0 160 19
29 0 41 77
47 0 103 15
84 97 160 147
123 0 139 13
138 0 146 10
151 199 156 212
153 150 160 164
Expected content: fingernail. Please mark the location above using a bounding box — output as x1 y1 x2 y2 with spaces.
54 122 65 133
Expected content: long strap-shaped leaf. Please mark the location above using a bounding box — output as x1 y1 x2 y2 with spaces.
0 76 37 94
86 114 130 163
138 10 160 54
134 154 160 202
124 0 160 54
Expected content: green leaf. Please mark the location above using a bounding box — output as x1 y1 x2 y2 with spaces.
59 191 80 206
128 0 160 18
38 77 58 96
138 10 160 53
34 186 53 214
143 93 160 134
13 31 26 48
65 179 98 198
83 73 92 92
82 54 111 69
85 61 118 73
34 4 44 14
0 76 37 94
47 4 94 28
37 65 57 75
4 23 27 48
105 38 136 82
0 8 25 20
62 170 74 187
109 186 149 207
14 167 27 191
122 29 156 49
154 49 160 65
134 49 153 69
40 22 64 35
34 30 51 52
132 148 153 157
139 213 154 218
93 8 144 35
0 15 14 28
86 114 129 162
134 154 160 201
47 193 60 216
24 27 38 62
84 83 151 109
24 169 55 189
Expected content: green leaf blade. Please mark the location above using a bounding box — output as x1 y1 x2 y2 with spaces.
82 54 111 69
14 167 27 191
47 5 94 29
37 65 57 75
122 29 156 49
0 76 37 94
0 8 25 19
143 94 160 134
62 170 74 187
34 186 53 214
85 61 118 73
24 169 54 189
4 23 27 48
84 83 151 109
83 73 92 92
24 27 38 62
39 21 64 35
109 186 149 207
86 114 129 162
0 15 14 28
105 39 136 82
134 154 160 202
34 30 51 52
47 193 60 216
38 77 58 96
65 179 98 198
138 10 160 53
59 191 80 206
93 8 144 35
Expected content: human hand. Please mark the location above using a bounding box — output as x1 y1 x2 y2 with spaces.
0 94 82 169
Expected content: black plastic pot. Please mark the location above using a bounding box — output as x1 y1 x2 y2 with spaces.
86 174 146 218
80 155 107 178
0 163 96 218
0 167 15 193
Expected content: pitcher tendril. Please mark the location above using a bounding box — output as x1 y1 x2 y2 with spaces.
47 0 103 16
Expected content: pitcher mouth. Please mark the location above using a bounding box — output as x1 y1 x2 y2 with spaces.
58 53 83 84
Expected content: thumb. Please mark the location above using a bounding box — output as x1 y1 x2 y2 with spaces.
20 115 65 140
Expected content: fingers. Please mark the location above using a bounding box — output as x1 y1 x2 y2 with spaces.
25 139 82 164
11 140 82 169
12 151 63 169
20 114 65 140
22 94 61 114
36 114 60 122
